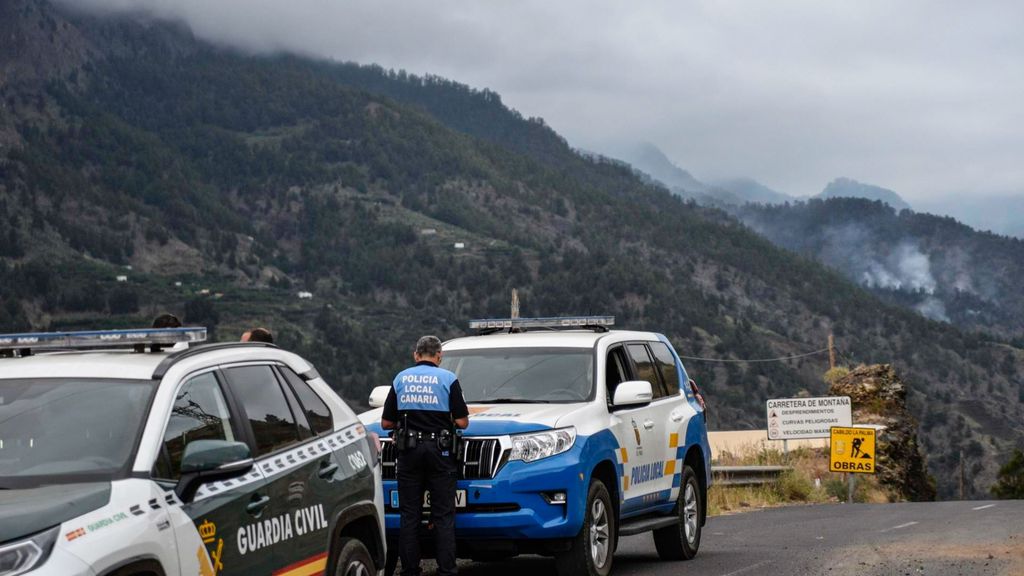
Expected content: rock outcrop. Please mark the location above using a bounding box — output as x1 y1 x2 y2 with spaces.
830 364 937 501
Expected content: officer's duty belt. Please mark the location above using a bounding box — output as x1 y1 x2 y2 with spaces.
407 430 443 439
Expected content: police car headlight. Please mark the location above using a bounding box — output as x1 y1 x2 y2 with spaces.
509 427 577 463
0 526 59 576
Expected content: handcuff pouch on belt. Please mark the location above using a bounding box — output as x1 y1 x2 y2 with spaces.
392 415 418 453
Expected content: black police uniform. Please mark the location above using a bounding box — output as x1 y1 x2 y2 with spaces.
383 360 469 576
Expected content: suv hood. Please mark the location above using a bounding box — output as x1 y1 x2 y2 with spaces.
359 403 586 436
464 403 585 435
0 482 111 543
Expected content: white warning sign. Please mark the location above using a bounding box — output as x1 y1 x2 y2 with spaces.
766 396 852 440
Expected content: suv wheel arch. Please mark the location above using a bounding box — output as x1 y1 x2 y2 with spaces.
328 502 384 573
590 459 620 538
683 446 708 526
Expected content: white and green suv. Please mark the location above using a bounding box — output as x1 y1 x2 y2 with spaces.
0 327 384 576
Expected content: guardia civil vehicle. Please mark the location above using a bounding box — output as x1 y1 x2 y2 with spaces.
0 327 384 576
360 316 711 576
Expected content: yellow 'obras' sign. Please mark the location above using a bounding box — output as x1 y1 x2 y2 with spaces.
829 426 876 474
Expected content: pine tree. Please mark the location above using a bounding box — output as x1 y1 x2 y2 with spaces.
991 450 1024 499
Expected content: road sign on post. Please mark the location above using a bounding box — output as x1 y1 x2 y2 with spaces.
766 396 852 440
829 426 876 474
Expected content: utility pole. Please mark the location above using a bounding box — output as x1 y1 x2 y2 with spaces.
828 333 836 370
959 450 966 500
511 288 520 319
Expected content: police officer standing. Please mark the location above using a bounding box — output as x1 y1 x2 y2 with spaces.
382 335 469 576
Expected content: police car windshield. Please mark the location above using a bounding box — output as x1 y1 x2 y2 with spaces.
442 347 594 404
0 378 156 487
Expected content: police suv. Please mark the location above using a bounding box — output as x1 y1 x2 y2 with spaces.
0 327 384 576
360 316 711 576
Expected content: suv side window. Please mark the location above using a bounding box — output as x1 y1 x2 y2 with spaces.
278 366 334 436
161 372 235 479
626 343 667 399
649 342 681 396
606 347 631 406
223 365 302 456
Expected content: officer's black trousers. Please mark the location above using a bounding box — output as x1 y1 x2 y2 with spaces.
396 440 458 576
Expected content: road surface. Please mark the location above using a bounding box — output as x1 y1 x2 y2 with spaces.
420 501 1024 576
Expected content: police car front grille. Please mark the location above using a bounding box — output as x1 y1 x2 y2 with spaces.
381 439 398 480
459 438 503 480
379 437 504 480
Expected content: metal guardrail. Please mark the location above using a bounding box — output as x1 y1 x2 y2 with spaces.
712 465 792 487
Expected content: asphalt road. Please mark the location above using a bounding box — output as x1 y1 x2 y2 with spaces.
420 501 1024 576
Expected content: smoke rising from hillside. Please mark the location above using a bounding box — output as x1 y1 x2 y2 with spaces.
750 220 953 321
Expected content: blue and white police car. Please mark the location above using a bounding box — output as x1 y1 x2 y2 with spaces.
360 316 711 576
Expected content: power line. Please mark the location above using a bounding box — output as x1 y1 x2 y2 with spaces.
676 348 831 364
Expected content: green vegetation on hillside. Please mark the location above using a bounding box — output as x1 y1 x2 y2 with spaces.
0 1 1021 498
734 198 1024 338
992 450 1024 499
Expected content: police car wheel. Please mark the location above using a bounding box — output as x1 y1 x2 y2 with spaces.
333 537 375 576
653 465 702 561
555 479 615 576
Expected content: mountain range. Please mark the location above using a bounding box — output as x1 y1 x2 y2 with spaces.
624 144 1024 338
1 0 1022 498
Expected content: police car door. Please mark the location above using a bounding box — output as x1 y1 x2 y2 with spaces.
605 344 659 513
627 342 687 503
155 370 274 575
220 364 337 574
276 365 375 567
649 340 697 502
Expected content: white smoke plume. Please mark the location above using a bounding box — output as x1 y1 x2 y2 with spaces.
916 296 950 322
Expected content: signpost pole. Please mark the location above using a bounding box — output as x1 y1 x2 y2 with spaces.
847 474 855 504
783 439 789 461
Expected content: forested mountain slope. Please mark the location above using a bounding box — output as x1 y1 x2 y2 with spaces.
0 0 1021 498
734 198 1024 339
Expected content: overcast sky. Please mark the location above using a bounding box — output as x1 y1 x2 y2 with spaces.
69 0 1024 208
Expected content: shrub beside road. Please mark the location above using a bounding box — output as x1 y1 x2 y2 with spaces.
709 446 889 515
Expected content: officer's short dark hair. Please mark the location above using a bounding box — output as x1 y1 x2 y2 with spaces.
152 313 182 328
415 335 442 357
247 327 274 343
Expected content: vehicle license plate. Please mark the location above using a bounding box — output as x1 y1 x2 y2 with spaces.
390 489 467 508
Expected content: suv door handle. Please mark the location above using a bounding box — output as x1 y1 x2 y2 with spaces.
670 410 684 422
643 419 655 430
318 461 340 479
246 494 271 516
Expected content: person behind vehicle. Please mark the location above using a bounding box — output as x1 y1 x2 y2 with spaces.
381 335 469 576
151 313 181 328
241 327 274 343
149 313 185 351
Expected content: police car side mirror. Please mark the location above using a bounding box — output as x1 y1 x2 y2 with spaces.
176 440 254 503
613 380 654 407
368 385 391 408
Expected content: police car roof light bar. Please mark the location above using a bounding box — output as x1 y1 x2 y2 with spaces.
469 316 615 334
0 327 207 355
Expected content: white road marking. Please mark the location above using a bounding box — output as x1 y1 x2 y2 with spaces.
720 560 773 576
880 521 918 533
972 504 996 511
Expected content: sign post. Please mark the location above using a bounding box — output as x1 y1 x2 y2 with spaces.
766 396 852 440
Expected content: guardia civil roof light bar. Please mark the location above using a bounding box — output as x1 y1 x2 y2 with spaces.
469 316 615 335
0 327 207 357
